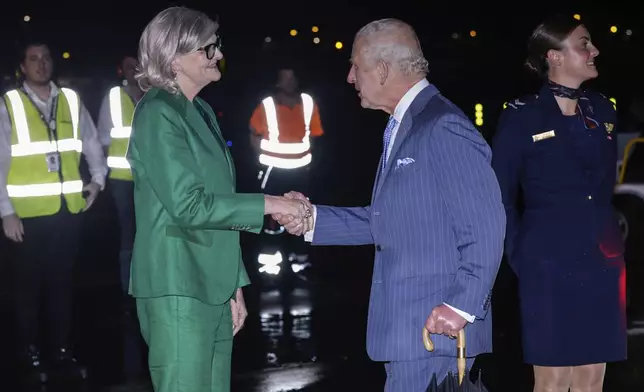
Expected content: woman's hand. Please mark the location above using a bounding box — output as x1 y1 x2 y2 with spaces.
264 195 312 223
231 288 248 337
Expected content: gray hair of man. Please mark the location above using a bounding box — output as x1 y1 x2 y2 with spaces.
136 6 218 95
354 18 429 77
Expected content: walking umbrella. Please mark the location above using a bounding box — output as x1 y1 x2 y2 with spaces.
423 328 488 391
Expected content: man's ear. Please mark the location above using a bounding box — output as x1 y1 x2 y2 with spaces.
377 60 389 85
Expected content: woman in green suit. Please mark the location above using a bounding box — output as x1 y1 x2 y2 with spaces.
128 7 313 392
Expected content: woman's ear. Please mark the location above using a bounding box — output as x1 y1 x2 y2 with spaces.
546 49 562 68
171 57 181 76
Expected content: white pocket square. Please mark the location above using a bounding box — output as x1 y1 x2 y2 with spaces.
396 157 415 169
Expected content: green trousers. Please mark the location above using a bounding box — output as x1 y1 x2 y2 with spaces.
137 296 233 392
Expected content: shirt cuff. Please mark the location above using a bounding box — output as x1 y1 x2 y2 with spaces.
91 174 106 190
444 303 476 323
0 199 15 218
303 205 317 242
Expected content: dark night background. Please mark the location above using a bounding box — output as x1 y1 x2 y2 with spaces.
1 1 644 391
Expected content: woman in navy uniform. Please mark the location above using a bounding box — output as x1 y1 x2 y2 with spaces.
492 15 627 392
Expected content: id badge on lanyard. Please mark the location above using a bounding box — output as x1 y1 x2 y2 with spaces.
25 90 61 172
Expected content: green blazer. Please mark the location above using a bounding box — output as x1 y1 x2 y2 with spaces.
127 88 264 305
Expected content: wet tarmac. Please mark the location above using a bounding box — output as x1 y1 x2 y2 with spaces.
1 192 643 391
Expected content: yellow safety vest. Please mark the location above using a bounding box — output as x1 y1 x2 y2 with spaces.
259 93 314 169
4 88 85 218
107 86 135 181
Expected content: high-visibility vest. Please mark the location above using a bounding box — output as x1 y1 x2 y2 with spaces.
107 86 135 181
4 88 85 218
259 93 314 169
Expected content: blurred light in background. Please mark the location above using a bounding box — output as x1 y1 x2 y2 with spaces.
475 103 483 126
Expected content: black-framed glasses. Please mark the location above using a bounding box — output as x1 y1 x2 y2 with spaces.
199 36 222 60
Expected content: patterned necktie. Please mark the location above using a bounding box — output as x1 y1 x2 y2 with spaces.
381 116 398 172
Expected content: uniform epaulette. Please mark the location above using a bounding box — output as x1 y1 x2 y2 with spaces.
586 90 616 111
504 94 538 110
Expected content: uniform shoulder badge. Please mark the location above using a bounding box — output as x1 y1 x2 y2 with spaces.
504 94 537 110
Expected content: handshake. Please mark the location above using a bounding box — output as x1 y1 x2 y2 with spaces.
264 191 314 236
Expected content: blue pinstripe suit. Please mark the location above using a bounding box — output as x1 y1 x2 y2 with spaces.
309 83 505 390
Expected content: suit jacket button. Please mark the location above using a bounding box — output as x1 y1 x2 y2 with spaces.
376 245 382 251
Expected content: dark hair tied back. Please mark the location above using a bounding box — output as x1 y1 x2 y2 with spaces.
525 14 583 77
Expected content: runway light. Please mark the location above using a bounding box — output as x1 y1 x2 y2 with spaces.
62 52 70 59
503 102 508 109
312 26 319 33
23 15 31 22
573 14 581 20
335 41 343 49
264 36 272 43
610 26 618 33
451 33 459 39
313 37 320 44
626 29 633 36
290 29 298 37
475 103 483 126
258 251 283 275
469 30 477 37
226 141 232 147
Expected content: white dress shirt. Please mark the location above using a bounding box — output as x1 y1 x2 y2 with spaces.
0 81 108 217
305 78 475 323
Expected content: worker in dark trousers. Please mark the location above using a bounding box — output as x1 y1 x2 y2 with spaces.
97 54 146 382
0 40 107 384
250 68 324 268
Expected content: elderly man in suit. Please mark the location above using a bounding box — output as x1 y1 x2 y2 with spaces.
277 19 506 391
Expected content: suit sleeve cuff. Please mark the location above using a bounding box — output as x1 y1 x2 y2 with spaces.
444 303 476 323
303 205 317 242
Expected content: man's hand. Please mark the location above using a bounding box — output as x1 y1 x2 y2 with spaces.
425 304 468 338
2 214 24 242
273 191 313 236
82 182 101 211
231 288 248 336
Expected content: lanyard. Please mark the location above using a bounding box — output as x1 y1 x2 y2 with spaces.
21 88 60 143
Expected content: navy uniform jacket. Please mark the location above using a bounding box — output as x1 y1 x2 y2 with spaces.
493 84 623 270
491 84 627 366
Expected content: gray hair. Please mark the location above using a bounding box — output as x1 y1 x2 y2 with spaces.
136 7 218 94
354 18 429 77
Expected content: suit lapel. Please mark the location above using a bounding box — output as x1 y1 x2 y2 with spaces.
374 114 414 199
373 84 438 200
187 98 236 182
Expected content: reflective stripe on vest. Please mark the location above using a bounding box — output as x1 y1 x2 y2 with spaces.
4 88 85 218
107 86 135 181
258 93 313 169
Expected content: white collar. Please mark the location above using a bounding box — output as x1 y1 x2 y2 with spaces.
392 78 429 122
22 81 59 102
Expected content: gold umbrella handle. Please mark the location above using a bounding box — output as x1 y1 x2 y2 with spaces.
422 327 466 385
